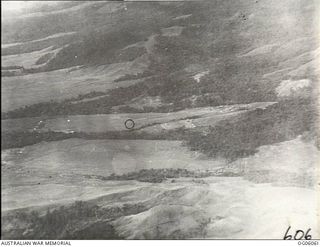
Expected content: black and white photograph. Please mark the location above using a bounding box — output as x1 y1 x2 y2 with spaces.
1 0 319 242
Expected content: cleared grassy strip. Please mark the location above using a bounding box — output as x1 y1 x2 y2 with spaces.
83 168 239 183
1 129 186 150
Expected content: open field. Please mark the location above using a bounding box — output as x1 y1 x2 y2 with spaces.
2 102 276 134
2 46 62 68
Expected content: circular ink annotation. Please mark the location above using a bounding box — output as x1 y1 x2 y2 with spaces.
124 119 135 130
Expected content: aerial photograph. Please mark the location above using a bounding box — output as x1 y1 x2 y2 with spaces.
1 0 319 240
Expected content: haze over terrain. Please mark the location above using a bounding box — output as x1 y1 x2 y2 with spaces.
1 0 319 239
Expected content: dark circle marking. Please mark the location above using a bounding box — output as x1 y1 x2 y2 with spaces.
124 119 135 129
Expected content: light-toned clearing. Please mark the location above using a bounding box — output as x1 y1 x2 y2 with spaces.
172 14 192 21
7 2 96 20
275 79 311 97
1 42 24 49
239 43 279 57
125 96 163 110
193 70 209 82
96 3 126 14
122 35 157 55
2 46 62 68
23 32 76 44
262 68 292 79
161 26 184 37
1 32 76 50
